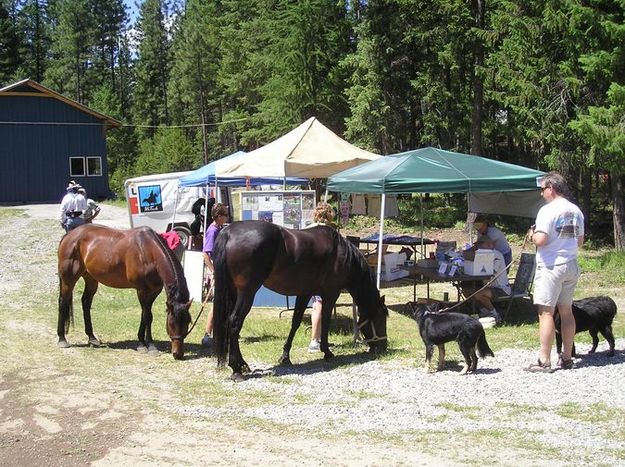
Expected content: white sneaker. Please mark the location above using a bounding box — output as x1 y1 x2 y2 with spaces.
308 340 320 352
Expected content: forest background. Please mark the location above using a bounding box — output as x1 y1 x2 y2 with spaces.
2 0 625 247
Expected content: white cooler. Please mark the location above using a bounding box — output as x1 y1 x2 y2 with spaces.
464 249 495 276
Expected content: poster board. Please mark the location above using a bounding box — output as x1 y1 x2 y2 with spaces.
231 190 316 229
183 250 204 303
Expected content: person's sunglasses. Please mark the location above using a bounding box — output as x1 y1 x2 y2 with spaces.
540 185 550 193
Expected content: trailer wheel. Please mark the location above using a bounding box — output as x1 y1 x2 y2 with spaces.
172 225 192 249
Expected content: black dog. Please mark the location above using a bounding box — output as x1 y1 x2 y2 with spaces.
413 303 494 374
555 296 617 357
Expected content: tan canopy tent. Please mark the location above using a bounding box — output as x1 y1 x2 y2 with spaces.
217 117 380 179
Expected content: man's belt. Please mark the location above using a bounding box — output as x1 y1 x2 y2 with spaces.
66 211 83 218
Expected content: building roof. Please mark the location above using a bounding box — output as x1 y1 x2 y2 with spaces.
0 78 122 128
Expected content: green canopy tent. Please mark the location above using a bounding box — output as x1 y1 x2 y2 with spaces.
326 147 545 287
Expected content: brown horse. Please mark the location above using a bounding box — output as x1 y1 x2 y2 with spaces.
57 224 192 359
212 220 388 380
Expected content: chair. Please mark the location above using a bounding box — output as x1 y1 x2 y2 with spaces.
492 253 536 320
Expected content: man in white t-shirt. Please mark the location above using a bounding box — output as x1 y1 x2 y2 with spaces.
59 182 88 232
525 172 584 373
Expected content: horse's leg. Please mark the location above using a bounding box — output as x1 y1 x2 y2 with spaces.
228 290 255 380
278 295 311 366
319 293 339 361
136 289 160 354
81 274 101 346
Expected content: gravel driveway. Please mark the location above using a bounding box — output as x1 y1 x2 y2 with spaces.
1 203 624 466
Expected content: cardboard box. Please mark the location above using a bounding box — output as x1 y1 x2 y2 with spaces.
463 249 494 276
381 252 410 282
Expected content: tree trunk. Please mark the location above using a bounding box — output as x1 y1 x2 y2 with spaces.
612 173 625 250
581 168 592 234
470 0 485 155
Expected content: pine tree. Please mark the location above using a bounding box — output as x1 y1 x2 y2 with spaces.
246 0 352 144
44 0 96 102
133 0 172 135
0 0 23 84
17 0 52 82
168 0 221 164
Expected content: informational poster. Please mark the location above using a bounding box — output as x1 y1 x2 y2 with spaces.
137 185 163 213
233 190 316 229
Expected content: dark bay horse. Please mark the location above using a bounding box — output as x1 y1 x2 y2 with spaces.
212 220 388 380
57 224 192 359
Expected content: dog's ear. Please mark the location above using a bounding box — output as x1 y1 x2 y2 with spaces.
412 303 429 320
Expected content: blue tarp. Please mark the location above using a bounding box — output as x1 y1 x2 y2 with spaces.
179 151 307 187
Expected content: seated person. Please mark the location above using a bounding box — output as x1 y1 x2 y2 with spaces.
473 214 512 266
462 238 511 323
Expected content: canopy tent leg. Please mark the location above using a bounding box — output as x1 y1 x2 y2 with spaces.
420 193 424 256
375 194 386 289
171 187 180 231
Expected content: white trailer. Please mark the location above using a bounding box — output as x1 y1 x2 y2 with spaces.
124 171 206 248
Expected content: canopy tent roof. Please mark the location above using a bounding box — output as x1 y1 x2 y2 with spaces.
178 151 307 187
217 117 380 179
326 147 544 194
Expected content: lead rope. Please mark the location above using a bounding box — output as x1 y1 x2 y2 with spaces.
183 286 211 338
437 231 532 313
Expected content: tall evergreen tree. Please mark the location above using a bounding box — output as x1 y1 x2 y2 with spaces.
569 1 625 248
0 0 23 84
133 0 172 135
91 0 126 88
44 0 96 102
168 0 221 164
246 0 352 144
17 0 52 82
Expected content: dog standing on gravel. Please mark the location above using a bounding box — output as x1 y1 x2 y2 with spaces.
555 296 617 357
413 302 494 374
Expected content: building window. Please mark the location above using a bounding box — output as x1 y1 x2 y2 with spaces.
69 156 102 177
87 157 102 176
70 157 85 176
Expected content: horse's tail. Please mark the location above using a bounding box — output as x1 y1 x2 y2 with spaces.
57 272 73 334
212 230 232 367
476 329 494 358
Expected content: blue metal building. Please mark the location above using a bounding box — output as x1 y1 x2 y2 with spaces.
0 79 121 203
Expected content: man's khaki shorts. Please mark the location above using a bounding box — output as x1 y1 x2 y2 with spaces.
533 260 580 307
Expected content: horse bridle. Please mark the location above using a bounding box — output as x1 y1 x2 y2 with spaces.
357 318 387 344
168 297 208 341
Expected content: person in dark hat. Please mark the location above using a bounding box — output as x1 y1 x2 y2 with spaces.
59 181 88 232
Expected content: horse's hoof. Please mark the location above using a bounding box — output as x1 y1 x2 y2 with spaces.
57 339 70 349
230 372 247 382
323 351 334 361
88 337 101 347
608 350 615 357
137 344 148 353
278 356 292 366
147 344 160 355
241 364 251 374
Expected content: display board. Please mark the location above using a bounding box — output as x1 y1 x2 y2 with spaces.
231 190 316 229
182 250 205 303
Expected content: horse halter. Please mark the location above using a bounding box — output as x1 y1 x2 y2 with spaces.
168 292 210 341
357 319 387 344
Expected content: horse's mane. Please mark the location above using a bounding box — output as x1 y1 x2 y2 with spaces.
149 229 190 304
335 231 380 320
